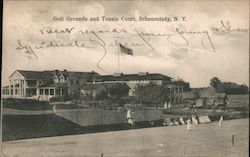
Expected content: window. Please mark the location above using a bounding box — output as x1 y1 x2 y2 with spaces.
40 89 44 95
71 79 74 85
61 89 67 95
45 89 49 95
76 79 79 85
3 89 9 95
56 89 60 95
50 89 54 95
54 75 59 83
59 75 65 83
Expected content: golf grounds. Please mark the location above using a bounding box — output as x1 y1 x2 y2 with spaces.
2 118 249 157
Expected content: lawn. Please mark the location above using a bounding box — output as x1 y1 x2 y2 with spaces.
2 94 248 142
2 114 83 141
227 94 249 107
2 118 249 157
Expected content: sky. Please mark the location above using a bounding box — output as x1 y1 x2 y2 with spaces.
2 0 249 87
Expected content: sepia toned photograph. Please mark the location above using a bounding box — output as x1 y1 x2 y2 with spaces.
1 0 249 156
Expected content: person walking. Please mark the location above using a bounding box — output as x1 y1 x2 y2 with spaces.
127 108 135 126
53 105 57 113
219 114 223 127
187 118 191 131
194 108 200 124
164 102 168 109
168 102 171 109
226 101 230 111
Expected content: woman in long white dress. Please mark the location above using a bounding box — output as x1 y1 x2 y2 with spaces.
219 114 223 127
127 108 135 126
187 118 191 131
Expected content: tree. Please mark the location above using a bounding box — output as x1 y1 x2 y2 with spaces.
209 77 249 94
222 82 249 94
210 77 221 89
108 83 130 99
134 82 160 105
159 84 171 103
95 89 109 100
133 82 171 108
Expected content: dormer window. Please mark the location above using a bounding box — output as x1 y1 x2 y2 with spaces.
59 75 65 83
53 75 59 83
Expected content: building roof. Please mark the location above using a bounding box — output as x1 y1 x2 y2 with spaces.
38 83 68 88
71 72 98 80
12 70 172 84
17 70 54 80
93 73 172 82
15 70 98 81
82 82 128 88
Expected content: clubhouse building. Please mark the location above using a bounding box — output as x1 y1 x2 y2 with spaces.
2 70 183 101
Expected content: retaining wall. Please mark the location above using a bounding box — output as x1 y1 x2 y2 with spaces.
56 109 164 127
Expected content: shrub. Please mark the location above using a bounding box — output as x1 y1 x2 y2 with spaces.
3 98 51 110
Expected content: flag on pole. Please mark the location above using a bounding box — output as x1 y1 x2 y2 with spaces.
119 43 133 55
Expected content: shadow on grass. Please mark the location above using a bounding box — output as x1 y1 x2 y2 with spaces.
3 114 83 141
3 114 164 142
3 110 248 142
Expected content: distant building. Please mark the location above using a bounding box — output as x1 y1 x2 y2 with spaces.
80 83 130 100
182 87 227 108
196 92 227 108
182 91 197 106
90 72 183 96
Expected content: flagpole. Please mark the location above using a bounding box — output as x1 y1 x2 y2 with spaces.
177 76 179 108
118 43 120 73
0 95 2 155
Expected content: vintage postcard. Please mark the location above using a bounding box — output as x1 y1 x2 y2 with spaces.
1 0 249 157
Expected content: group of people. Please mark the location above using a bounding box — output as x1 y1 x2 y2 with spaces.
163 114 224 131
163 115 198 130
126 107 224 130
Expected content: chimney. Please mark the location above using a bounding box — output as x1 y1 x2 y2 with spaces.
54 69 59 75
63 69 67 72
113 73 123 76
138 72 148 76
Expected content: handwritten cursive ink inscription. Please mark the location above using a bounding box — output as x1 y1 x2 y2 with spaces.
130 28 215 52
18 22 241 71
16 40 38 60
173 28 215 52
212 20 249 33
40 27 75 35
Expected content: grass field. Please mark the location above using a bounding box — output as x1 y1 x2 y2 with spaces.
2 94 249 142
2 118 249 157
227 95 249 107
